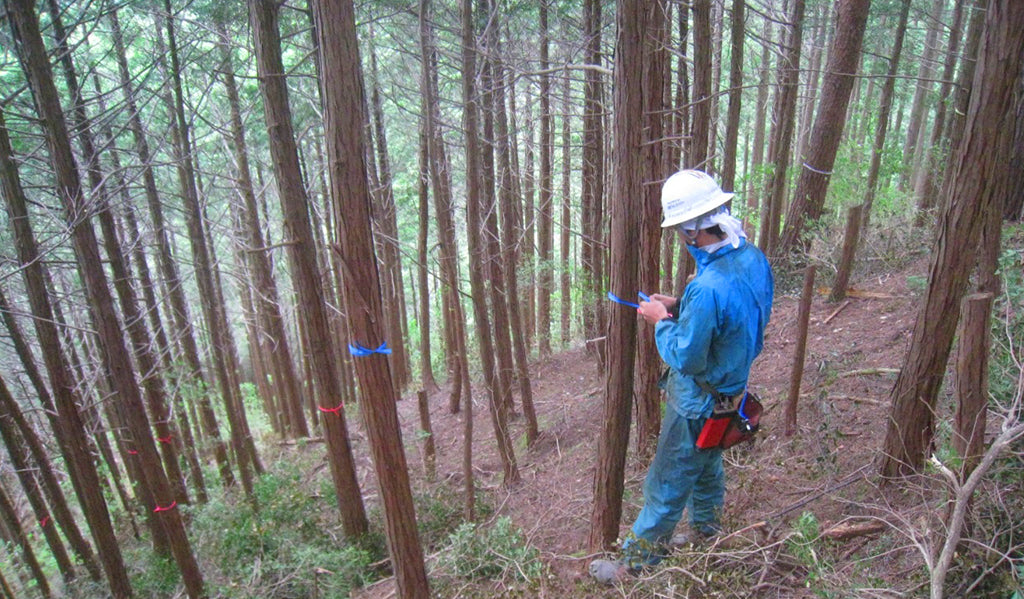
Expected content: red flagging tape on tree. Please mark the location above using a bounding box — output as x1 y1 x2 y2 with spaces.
39 516 50 528
318 404 344 416
154 501 177 513
157 435 173 444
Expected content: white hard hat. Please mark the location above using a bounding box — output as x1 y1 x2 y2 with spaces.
660 170 734 228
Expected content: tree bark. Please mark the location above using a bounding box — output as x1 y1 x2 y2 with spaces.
312 0 430 595
590 0 649 552
537 0 553 356
560 69 573 347
953 293 993 479
786 266 817 435
720 0 745 191
779 0 870 256
419 0 472 419
748 16 771 239
488 5 539 445
415 105 438 391
861 0 912 231
0 374 74 583
0 104 132 599
636 1 669 458
249 0 369 536
159 3 260 493
461 0 519 486
690 0 712 170
0 290 102 580
581 0 606 347
0 482 50 598
934 0 986 226
368 40 411 394
880 0 1024 477
478 21 518 426
830 204 864 304
107 9 234 489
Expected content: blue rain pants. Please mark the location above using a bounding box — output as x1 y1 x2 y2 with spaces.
621 409 724 567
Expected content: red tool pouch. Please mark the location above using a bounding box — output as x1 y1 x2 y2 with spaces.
696 412 732 449
695 391 763 450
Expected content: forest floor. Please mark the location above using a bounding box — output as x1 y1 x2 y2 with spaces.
338 246 1017 598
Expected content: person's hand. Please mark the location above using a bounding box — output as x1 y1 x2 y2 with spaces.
650 293 678 313
638 299 670 325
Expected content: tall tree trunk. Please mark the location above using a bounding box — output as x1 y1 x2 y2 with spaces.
560 69 573 346
914 0 968 218
312 1 430 595
479 31 517 422
900 0 945 191
537 0 554 356
589 0 650 552
720 0 745 191
490 13 539 445
748 15 771 239
0 291 102 580
216 22 308 439
416 110 438 391
0 105 132 599
7 2 207 593
368 39 411 394
880 0 1024 477
779 0 870 256
672 6 694 292
44 2 190 507
636 1 669 458
109 9 232 488
0 375 74 583
690 0 712 169
249 0 369 536
581 0 606 346
935 0 986 229
861 0 912 230
0 482 50 598
461 0 519 486
522 98 537 350
760 0 806 257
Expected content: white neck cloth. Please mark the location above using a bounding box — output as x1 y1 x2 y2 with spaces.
681 206 746 252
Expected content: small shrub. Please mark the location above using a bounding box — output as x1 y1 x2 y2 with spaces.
192 471 388 597
435 516 545 582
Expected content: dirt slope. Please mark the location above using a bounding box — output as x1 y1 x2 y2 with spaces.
354 257 933 598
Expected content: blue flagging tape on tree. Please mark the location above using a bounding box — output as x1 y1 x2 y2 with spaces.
348 342 392 357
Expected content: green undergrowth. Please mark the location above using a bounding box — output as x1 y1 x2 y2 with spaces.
187 471 384 598
118 464 513 598
430 515 548 596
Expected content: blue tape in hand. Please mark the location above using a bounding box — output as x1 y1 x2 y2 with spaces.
607 291 640 309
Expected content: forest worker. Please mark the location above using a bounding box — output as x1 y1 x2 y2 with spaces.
590 170 774 585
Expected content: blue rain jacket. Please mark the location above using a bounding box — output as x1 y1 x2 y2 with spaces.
655 239 774 419
622 238 773 567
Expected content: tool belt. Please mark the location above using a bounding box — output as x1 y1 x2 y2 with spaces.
694 380 763 450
